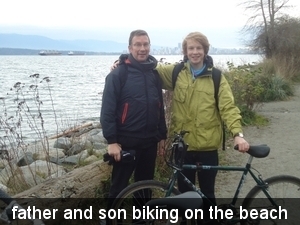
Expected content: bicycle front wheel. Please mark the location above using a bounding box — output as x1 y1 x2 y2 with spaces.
241 175 300 225
111 180 194 225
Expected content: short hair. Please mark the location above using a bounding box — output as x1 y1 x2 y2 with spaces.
128 29 150 45
182 32 210 55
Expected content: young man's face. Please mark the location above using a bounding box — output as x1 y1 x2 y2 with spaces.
128 35 150 62
186 39 205 67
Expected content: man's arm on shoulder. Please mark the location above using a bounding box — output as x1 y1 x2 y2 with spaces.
155 64 175 91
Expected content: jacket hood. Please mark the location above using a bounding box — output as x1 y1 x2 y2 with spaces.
118 53 158 72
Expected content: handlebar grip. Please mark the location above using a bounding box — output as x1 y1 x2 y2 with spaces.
175 141 187 167
103 150 136 164
178 142 184 151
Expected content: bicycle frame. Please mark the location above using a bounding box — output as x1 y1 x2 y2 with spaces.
165 154 277 208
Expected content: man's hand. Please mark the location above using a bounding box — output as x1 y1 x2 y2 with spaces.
108 143 122 161
158 139 166 156
110 60 120 71
234 137 250 153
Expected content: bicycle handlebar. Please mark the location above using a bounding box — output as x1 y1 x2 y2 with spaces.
168 131 270 169
103 150 136 165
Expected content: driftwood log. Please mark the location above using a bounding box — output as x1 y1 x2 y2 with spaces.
10 160 112 225
48 122 94 139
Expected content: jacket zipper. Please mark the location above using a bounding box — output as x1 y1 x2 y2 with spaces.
121 103 128 124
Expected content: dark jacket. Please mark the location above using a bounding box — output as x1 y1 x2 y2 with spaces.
100 54 167 147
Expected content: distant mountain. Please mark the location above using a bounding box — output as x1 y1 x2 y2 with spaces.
0 33 255 56
0 33 128 53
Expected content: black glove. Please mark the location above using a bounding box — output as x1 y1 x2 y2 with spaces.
103 150 136 165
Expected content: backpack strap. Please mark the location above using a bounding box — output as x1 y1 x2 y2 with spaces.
172 62 184 90
118 64 128 89
212 68 226 150
212 67 221 110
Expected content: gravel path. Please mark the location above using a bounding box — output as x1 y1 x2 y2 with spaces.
215 83 300 198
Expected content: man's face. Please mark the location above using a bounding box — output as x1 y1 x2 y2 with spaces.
186 39 205 67
128 35 150 62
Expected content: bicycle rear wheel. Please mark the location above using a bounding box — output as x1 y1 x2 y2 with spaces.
110 180 195 225
241 175 300 225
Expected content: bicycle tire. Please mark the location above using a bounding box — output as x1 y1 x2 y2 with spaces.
110 180 196 225
0 189 45 225
241 175 300 225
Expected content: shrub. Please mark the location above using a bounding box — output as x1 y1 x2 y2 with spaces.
224 62 265 111
258 74 294 101
225 61 294 105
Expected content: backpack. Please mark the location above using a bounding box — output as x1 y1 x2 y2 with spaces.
171 62 226 150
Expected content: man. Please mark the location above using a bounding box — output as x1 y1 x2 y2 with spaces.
100 29 167 222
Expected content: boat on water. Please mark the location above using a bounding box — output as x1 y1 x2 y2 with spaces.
39 50 62 56
67 51 86 56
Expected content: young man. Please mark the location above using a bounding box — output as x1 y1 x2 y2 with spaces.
100 29 167 222
156 31 249 224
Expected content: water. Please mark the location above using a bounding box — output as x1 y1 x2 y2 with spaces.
0 54 262 142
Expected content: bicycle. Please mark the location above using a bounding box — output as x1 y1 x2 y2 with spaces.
0 188 44 225
110 130 300 225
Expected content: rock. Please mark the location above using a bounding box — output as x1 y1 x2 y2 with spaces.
60 155 79 165
8 160 66 190
92 142 107 150
54 137 72 149
67 143 83 155
84 155 98 164
1 121 109 197
35 148 65 161
0 162 18 185
0 183 8 192
16 152 34 166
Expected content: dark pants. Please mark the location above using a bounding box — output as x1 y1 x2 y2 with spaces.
178 150 218 223
106 143 158 224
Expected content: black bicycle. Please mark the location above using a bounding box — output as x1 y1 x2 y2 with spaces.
110 131 300 225
0 189 44 225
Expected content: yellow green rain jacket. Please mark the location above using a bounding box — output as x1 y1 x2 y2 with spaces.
156 62 243 151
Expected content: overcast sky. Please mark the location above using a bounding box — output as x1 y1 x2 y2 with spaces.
1 0 299 48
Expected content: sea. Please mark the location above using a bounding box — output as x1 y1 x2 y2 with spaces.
0 54 262 143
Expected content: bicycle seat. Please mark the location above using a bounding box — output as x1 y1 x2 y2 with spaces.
145 191 202 212
235 144 270 158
